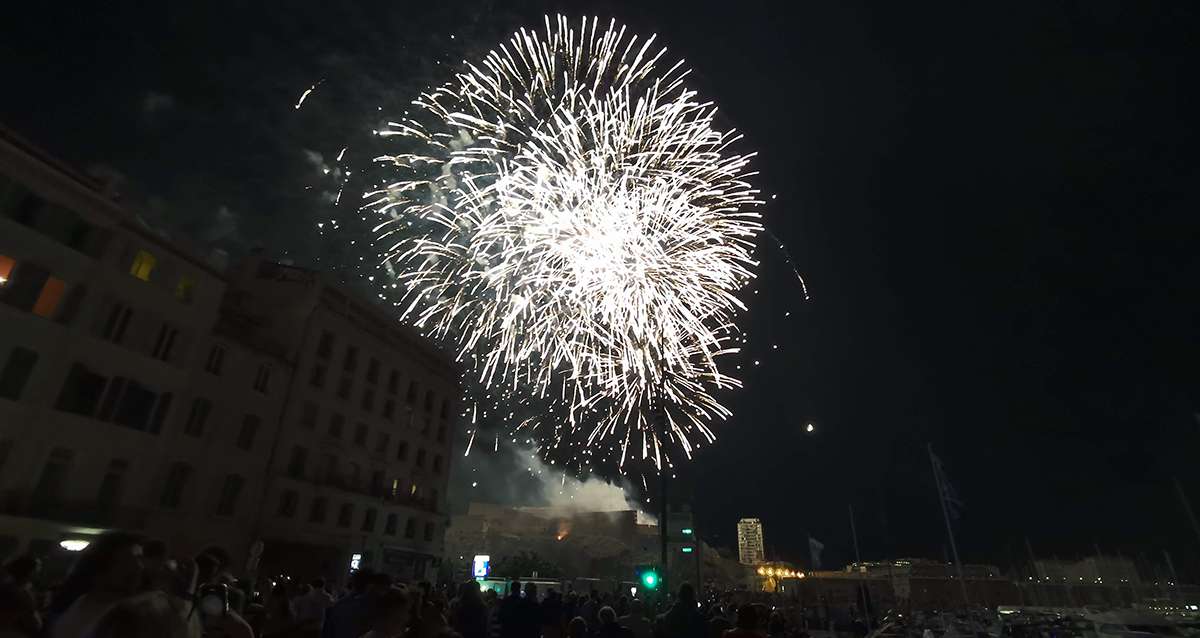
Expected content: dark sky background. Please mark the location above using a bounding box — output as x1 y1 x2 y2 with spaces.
3 1 1199 575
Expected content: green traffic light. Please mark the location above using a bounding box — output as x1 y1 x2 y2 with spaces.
643 572 658 588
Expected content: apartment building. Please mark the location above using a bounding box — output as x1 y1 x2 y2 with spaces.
221 257 458 582
0 127 458 583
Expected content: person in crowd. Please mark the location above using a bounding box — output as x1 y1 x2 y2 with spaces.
48 531 145 638
656 584 706 638
766 613 786 638
498 580 524 638
323 569 381 638
519 583 541 638
616 597 629 619
567 616 589 638
619 599 653 638
722 605 761 638
0 585 35 638
296 577 335 632
450 581 489 638
359 589 410 638
708 611 732 638
89 590 192 638
261 583 298 638
597 606 633 638
540 589 564 638
579 594 598 631
410 596 462 638
0 556 40 636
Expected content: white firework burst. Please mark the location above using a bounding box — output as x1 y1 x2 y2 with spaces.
366 15 762 470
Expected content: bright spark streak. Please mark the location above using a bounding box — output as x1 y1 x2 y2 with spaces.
294 85 316 110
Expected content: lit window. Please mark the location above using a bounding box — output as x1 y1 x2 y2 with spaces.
129 250 156 281
0 255 14 286
31 277 65 318
175 277 194 303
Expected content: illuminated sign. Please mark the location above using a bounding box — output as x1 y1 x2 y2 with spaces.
681 546 694 553
473 554 491 578
350 553 362 571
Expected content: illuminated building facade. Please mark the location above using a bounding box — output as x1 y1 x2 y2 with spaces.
737 517 765 565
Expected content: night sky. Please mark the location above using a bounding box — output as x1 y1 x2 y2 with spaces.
3 1 1199 574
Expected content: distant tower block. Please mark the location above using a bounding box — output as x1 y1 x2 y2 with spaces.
737 518 765 565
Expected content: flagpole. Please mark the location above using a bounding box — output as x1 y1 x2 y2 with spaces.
849 504 872 632
928 443 970 607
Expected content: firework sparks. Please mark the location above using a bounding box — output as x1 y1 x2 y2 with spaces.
367 15 762 471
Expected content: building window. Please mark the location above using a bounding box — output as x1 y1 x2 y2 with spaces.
184 398 212 436
396 441 408 462
328 413 345 439
151 324 179 362
382 399 395 420
54 362 107 417
160 462 192 509
308 496 328 523
361 388 375 411
175 277 194 303
431 488 438 509
367 358 380 384
384 513 398 535
0 440 11 480
96 459 129 511
129 250 156 281
287 446 308 478
416 449 426 468
423 390 434 413
253 364 271 394
439 399 450 420
387 370 399 394
343 346 358 372
300 401 318 428
236 415 261 450
362 507 378 533
375 432 390 456
337 503 354 528
436 424 446 444
337 376 352 400
404 517 416 539
277 489 299 518
31 276 65 318
370 470 384 497
101 302 133 344
309 363 327 389
424 522 435 542
110 379 157 431
323 454 338 483
316 331 334 359
405 381 417 405
205 345 226 375
148 392 172 434
32 447 74 506
55 283 87 325
0 347 38 400
432 455 442 474
420 419 431 438
215 474 245 516
0 254 13 285
353 423 368 447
